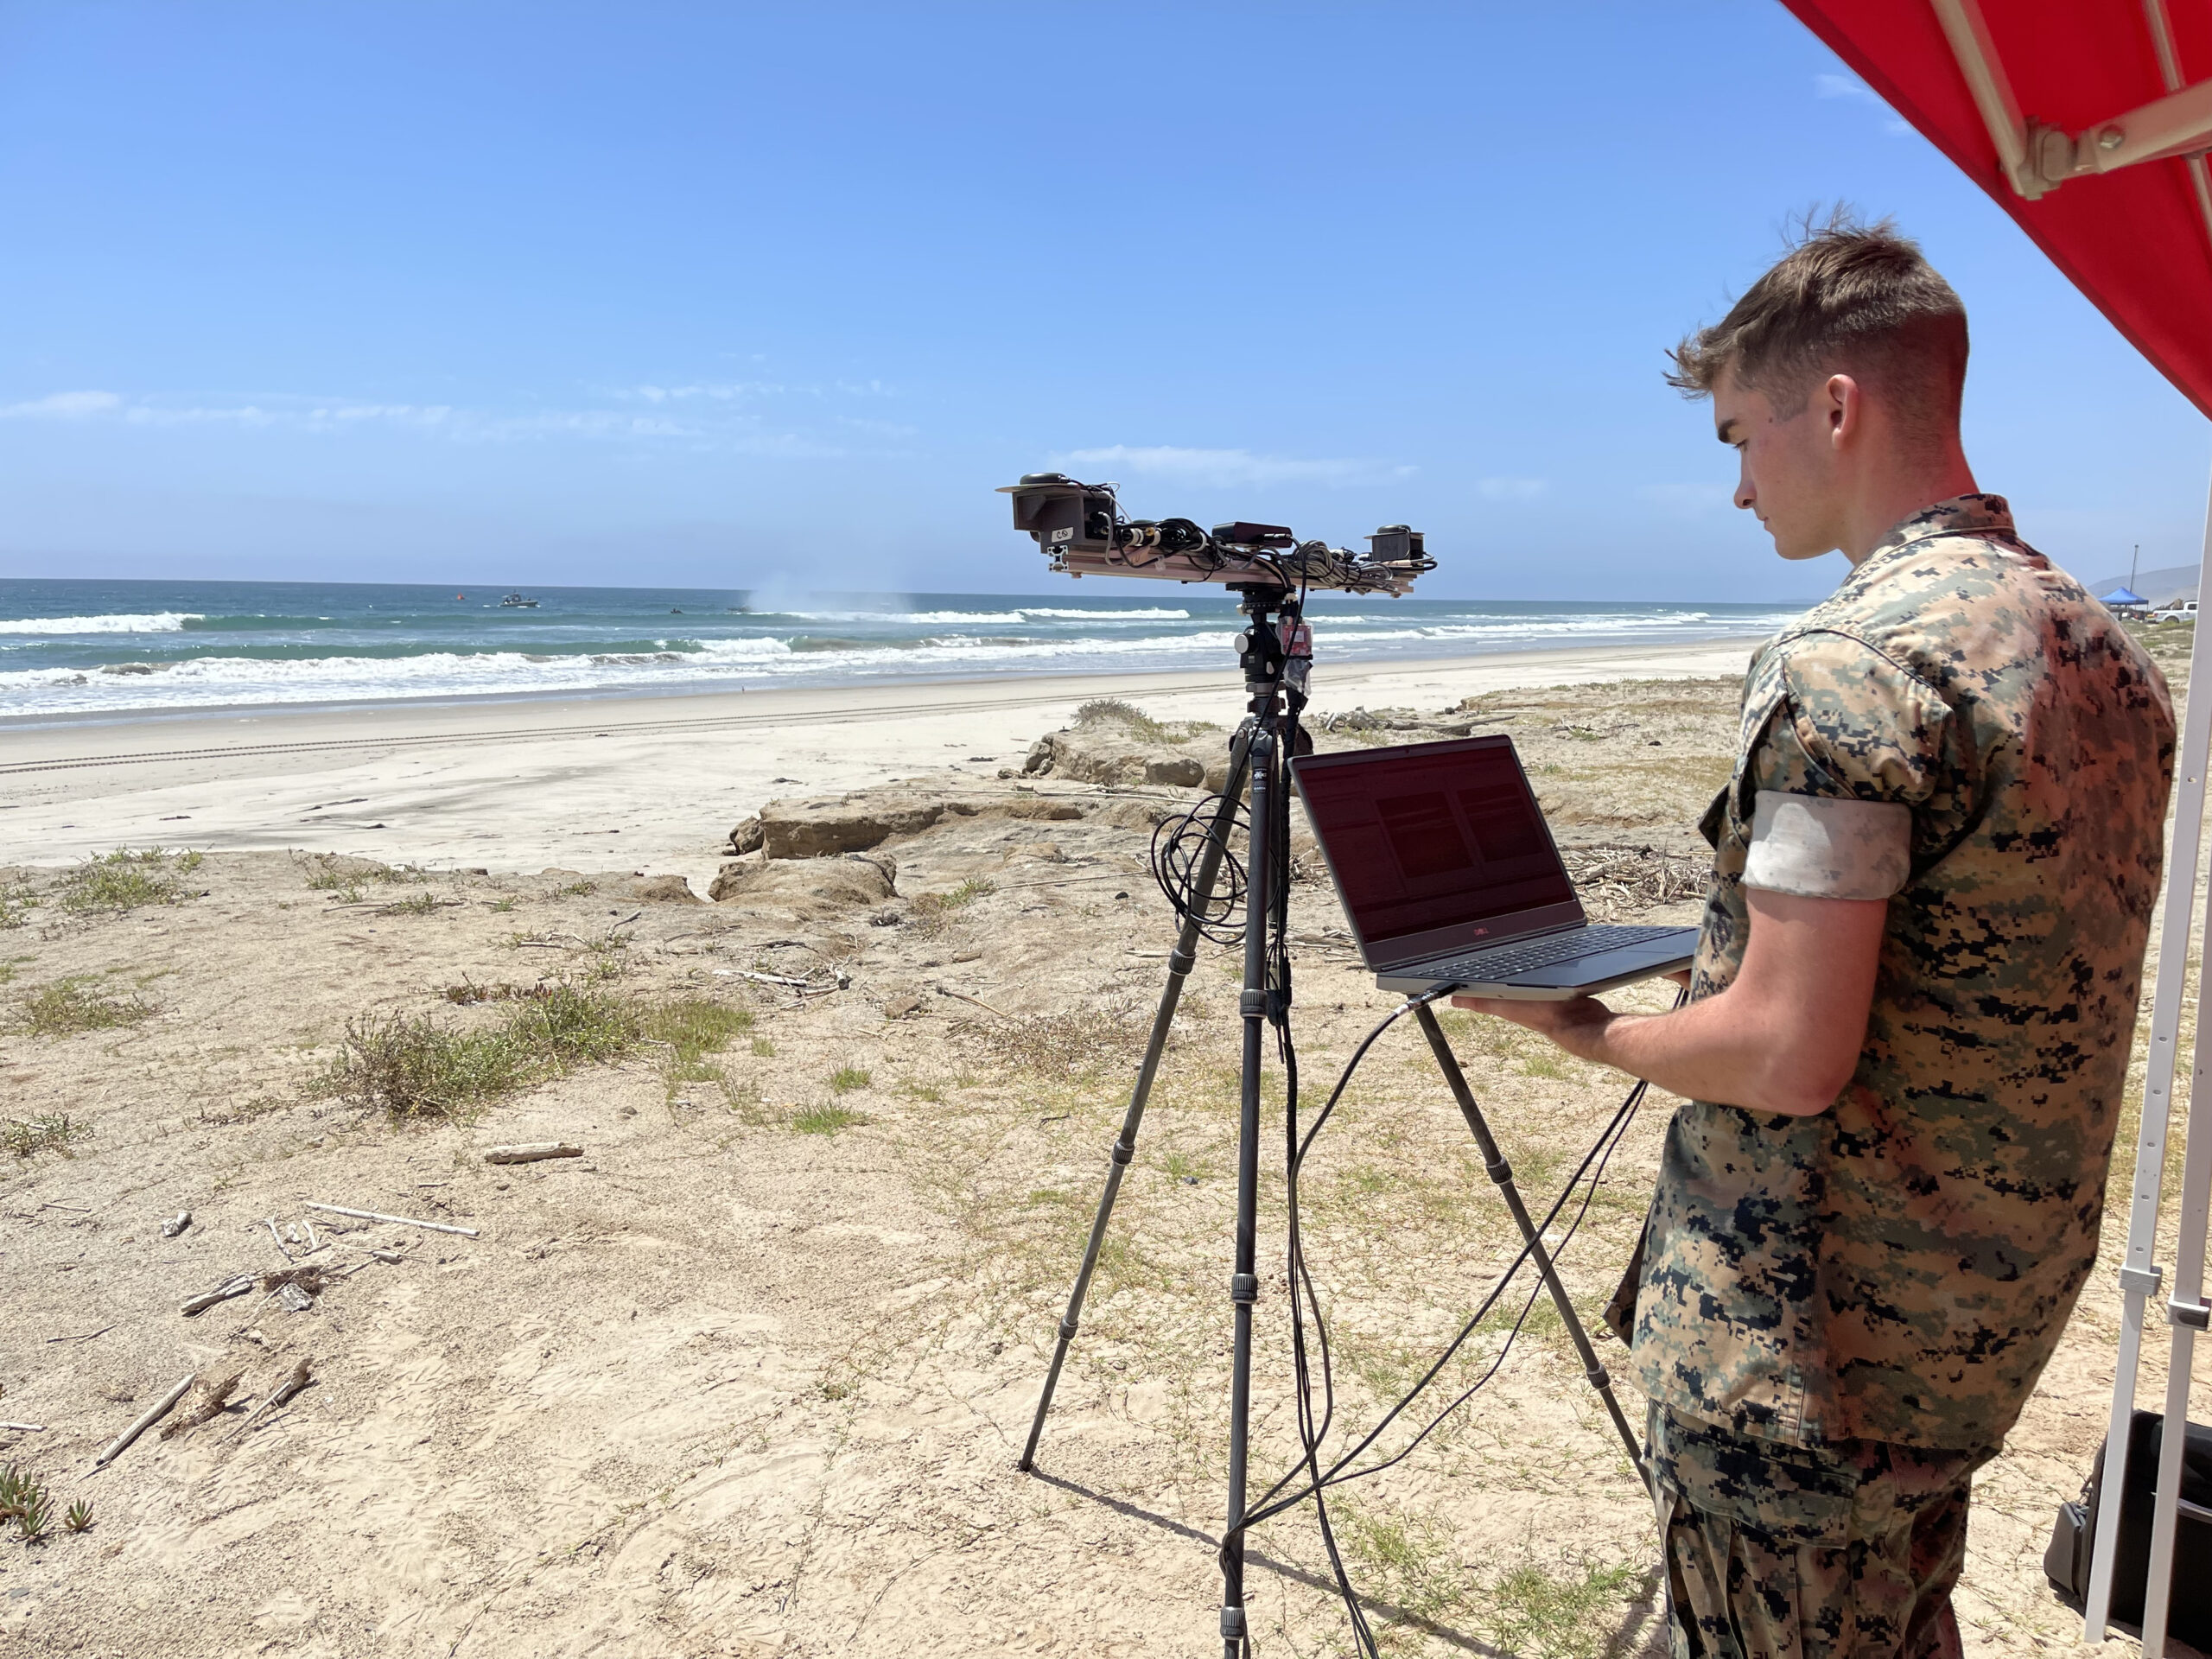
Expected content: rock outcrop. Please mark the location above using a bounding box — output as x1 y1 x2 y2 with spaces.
757 791 1084 860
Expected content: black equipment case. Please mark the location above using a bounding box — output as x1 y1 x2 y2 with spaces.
2044 1409 2212 1648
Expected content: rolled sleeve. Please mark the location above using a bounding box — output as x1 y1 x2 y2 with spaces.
1742 790 1910 899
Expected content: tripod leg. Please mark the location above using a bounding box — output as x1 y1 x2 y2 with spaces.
1220 727 1274 1658
1411 1002 1647 1484
1017 726 1257 1474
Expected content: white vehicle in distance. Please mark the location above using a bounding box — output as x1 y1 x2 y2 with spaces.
2152 600 2199 622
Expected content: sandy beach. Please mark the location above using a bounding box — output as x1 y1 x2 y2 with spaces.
1 634 2204 1659
0 639 1762 887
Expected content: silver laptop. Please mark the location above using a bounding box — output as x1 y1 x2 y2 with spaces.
1289 734 1698 1000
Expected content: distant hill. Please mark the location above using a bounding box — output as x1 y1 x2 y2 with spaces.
2081 562 2198 606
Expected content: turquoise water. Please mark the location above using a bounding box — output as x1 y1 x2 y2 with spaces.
0 578 1796 718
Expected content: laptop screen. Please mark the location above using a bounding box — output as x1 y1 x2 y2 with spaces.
1293 736 1578 954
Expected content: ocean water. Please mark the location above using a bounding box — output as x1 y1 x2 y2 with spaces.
0 578 1801 720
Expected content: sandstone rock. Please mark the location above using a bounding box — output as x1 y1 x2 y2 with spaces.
711 852 896 909
727 815 765 855
631 874 702 903
757 791 1082 859
1021 727 1220 792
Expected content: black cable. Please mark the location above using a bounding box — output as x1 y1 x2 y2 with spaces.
1151 794 1249 944
1229 982 1686 1652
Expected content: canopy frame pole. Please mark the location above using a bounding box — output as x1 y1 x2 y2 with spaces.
1930 0 2036 194
2139 0 2212 284
2085 465 2212 1649
1934 0 2212 220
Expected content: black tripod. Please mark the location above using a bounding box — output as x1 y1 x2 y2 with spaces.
1016 589 1644 1656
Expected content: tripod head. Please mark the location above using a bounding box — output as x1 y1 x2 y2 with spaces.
997 474 1434 594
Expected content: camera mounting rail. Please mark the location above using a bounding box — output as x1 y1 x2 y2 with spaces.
998 473 1433 594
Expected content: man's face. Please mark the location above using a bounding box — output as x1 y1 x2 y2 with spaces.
1713 367 1847 562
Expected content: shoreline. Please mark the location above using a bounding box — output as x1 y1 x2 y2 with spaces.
0 637 1758 887
0 620 1784 735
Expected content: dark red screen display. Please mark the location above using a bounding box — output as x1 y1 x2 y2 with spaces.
1295 740 1577 949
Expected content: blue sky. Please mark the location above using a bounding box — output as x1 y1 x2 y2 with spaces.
1 2 2202 601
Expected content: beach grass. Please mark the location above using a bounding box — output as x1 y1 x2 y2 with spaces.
791 1102 863 1135
3 1113 93 1159
317 980 644 1121
14 976 156 1036
58 848 202 914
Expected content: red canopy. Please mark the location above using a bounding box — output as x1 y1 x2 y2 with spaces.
1783 0 2212 419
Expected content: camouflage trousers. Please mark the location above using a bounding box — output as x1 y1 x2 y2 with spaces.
1646 1403 1994 1659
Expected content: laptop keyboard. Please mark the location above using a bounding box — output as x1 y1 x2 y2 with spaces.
1422 924 1685 982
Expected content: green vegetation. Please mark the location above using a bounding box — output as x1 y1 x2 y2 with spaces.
648 998 755 1105
3 1114 92 1159
909 876 996 936
0 1467 52 1542
316 980 644 1121
0 882 36 930
791 1103 862 1135
14 977 156 1036
556 879 598 898
57 848 202 914
377 892 445 917
1075 696 1176 742
1486 1556 1644 1659
320 988 763 1123
62 1499 92 1535
828 1064 871 1094
751 1035 777 1058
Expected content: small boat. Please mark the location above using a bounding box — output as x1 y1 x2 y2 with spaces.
499 593 539 609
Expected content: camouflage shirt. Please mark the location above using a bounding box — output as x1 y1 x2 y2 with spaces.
1628 495 2176 1451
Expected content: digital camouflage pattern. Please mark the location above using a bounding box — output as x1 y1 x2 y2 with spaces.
1628 495 2176 1451
1648 1401 1986 1659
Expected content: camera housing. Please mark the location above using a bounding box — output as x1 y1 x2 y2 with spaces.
999 474 1432 594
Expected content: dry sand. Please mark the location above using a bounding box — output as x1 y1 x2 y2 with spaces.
0 637 2204 1659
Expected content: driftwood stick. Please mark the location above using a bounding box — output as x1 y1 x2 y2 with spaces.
263 1219 292 1259
304 1203 479 1237
222 1357 313 1444
95 1372 195 1466
0 1422 45 1433
936 986 1014 1020
741 969 811 988
181 1274 256 1316
45 1324 116 1344
482 1143 583 1165
161 1369 245 1440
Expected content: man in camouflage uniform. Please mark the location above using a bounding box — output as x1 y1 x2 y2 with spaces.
1454 217 2175 1656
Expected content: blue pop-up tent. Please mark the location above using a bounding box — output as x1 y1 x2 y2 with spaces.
2101 586 2148 606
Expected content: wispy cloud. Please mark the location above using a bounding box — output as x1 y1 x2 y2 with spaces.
1814 73 1911 135
0 388 849 455
1052 444 1414 489
0 390 124 419
1476 477 1548 501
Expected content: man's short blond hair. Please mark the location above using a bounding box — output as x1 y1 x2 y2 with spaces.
1667 212 1969 437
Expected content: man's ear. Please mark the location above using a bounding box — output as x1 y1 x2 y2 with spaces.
1823 373 1860 449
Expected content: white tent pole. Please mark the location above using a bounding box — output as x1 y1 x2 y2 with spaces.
2142 1014 2211 1653
2085 465 2212 1643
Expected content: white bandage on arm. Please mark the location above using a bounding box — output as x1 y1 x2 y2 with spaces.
1742 789 1911 900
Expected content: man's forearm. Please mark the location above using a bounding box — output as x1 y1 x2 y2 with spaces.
1523 990 1844 1116
1453 888 1887 1116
